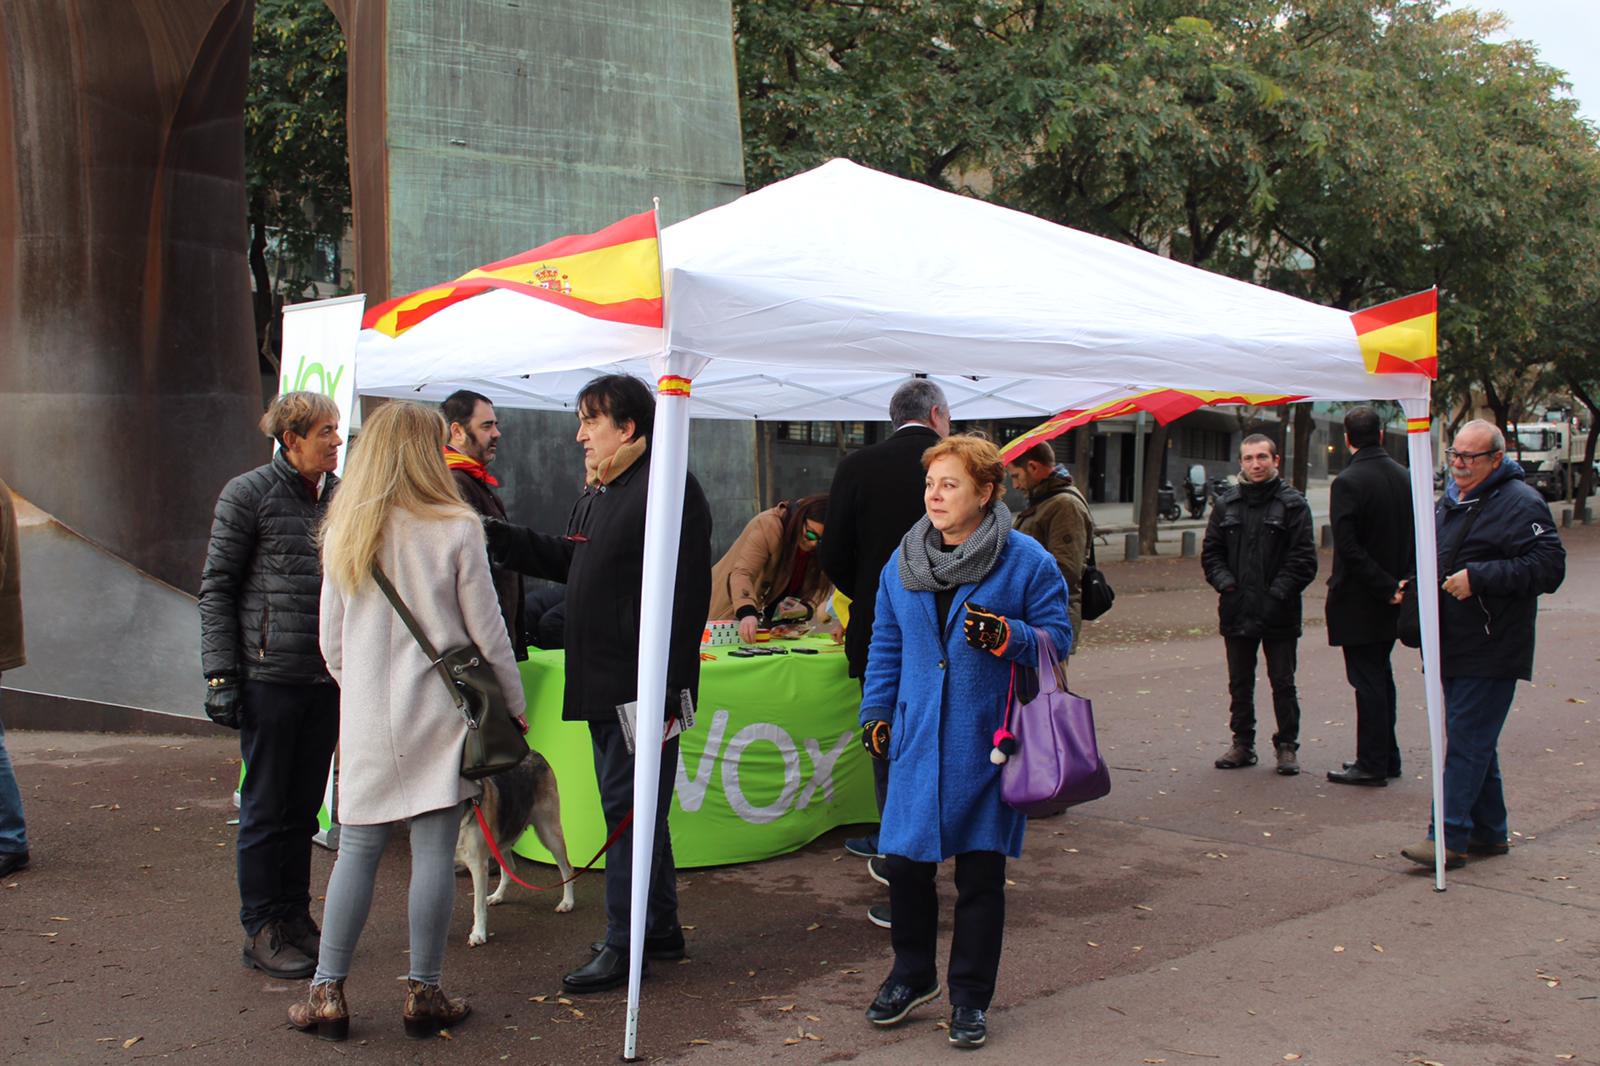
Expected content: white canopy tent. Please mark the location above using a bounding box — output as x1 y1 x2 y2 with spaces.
355 159 1447 1059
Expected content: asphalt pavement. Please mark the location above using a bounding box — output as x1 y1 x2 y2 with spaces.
2 525 1597 1066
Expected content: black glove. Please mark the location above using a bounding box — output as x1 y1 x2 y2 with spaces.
482 516 511 559
204 675 242 730
861 719 891 760
963 601 1011 654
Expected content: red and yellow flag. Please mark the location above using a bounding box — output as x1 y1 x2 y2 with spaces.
363 211 663 339
1000 389 1301 463
1350 289 1437 378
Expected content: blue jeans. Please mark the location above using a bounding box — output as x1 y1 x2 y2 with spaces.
0 690 28 855
1430 676 1518 852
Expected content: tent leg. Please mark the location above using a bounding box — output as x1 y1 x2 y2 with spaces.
1401 398 1448 892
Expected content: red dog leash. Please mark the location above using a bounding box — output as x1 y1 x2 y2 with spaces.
471 800 631 893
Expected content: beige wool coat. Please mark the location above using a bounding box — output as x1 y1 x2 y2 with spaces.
319 508 526 825
708 504 833 621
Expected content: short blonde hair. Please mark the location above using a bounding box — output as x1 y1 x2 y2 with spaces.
260 391 340 447
922 433 1005 504
319 401 474 591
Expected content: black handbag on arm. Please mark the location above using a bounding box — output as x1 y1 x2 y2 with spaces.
371 563 528 780
1079 539 1115 621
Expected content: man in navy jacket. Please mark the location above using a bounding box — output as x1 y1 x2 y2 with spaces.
1401 420 1565 870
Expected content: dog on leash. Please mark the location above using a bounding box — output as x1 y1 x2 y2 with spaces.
456 751 576 946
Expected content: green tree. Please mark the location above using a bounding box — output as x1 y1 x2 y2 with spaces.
246 0 350 375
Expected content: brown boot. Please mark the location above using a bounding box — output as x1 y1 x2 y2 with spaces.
242 921 315 980
287 980 349 1041
403 979 471 1039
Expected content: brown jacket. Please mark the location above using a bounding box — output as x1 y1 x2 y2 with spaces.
1014 471 1093 638
709 504 832 621
0 478 25 673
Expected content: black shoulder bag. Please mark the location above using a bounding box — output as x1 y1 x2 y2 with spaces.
1397 501 1482 650
371 563 528 780
1079 539 1115 621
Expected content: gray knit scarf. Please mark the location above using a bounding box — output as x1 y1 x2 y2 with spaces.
897 500 1013 593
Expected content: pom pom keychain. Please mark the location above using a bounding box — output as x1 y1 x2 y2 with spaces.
990 726 1017 765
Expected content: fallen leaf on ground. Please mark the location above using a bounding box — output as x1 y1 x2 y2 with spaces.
688 1039 711 1046
1144 1059 1167 1064
1285 1055 1302 1062
528 995 547 1003
1134 904 1153 912
1372 944 1385 953
1333 945 1346 953
777 1004 796 1012
122 1037 142 1049
806 922 821 932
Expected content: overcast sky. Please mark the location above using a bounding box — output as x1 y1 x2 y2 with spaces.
1457 0 1600 127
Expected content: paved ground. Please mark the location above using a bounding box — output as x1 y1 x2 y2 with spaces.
3 526 1597 1065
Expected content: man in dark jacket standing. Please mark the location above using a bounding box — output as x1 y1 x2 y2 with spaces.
1007 441 1094 648
442 389 526 658
488 375 712 993
1401 420 1564 871
819 378 949 927
1326 408 1414 786
199 391 341 979
1202 433 1318 776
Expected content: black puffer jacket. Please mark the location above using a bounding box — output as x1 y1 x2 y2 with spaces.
199 450 337 684
1202 477 1318 639
1436 460 1565 680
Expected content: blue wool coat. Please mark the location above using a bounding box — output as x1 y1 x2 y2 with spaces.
861 530 1073 862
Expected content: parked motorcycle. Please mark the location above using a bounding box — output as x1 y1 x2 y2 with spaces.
1157 480 1182 521
1183 464 1208 519
1208 475 1233 504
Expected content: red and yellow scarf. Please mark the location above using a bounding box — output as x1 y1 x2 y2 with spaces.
443 446 499 487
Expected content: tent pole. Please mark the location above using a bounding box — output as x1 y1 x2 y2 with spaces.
1401 397 1448 891
622 377 692 1059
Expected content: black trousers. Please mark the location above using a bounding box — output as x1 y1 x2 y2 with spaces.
1224 635 1301 750
236 680 339 936
1344 640 1401 775
590 721 680 949
886 851 1006 1010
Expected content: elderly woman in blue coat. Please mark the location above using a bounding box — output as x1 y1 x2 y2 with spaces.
858 433 1072 1050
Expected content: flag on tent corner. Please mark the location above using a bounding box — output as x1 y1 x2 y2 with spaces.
999 389 1302 463
363 211 664 339
1350 289 1437 377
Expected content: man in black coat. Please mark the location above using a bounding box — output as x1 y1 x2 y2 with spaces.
198 391 341 980
1201 433 1318 776
487 375 712 993
1400 420 1564 871
1326 408 1415 786
441 389 526 658
819 378 950 926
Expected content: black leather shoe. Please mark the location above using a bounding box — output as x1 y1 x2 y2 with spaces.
1342 760 1402 778
1327 766 1389 787
949 1006 988 1049
0 850 28 878
563 945 643 994
588 928 686 961
865 978 940 1026
281 912 322 960
241 921 315 980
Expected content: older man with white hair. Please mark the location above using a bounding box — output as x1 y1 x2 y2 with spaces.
1401 419 1564 870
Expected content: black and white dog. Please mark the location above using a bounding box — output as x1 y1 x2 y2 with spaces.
456 751 576 946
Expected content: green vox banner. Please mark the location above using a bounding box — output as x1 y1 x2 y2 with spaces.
512 637 878 869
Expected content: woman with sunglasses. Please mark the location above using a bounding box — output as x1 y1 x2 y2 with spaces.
709 494 832 643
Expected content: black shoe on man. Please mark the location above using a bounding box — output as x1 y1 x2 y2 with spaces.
0 850 28 879
242 920 315 980
949 1006 988 1049
867 903 892 929
588 927 686 961
1327 764 1389 787
281 912 322 960
1342 759 1402 779
865 978 940 1026
563 944 645 994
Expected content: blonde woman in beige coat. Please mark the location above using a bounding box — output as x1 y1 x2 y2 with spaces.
289 401 526 1043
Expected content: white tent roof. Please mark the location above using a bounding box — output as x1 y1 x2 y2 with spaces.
355 159 1429 418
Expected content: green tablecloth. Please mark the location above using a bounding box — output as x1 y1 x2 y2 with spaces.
511 634 878 869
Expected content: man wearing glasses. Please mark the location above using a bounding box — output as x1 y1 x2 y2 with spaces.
1400 420 1564 870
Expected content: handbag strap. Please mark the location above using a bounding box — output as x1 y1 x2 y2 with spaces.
371 563 466 711
1034 628 1061 693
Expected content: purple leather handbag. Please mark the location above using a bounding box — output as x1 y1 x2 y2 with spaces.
997 629 1111 816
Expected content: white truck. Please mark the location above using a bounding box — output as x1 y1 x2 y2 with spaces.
1507 420 1586 500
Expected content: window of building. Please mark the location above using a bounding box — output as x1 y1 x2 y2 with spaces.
776 421 867 447
1182 427 1231 462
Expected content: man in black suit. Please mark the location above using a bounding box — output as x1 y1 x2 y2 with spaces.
820 378 950 927
1325 407 1415 786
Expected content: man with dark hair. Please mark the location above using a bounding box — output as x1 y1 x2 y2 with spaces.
820 378 950 927
199 391 341 979
1326 407 1414 786
1202 432 1317 776
441 389 525 658
487 373 712 992
1007 440 1093 647
1401 420 1564 870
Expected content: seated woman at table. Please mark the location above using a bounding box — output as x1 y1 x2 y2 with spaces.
709 494 832 643
857 433 1071 1050
291 400 527 1042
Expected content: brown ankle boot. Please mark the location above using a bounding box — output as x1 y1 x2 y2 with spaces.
403 979 470 1039
287 980 349 1041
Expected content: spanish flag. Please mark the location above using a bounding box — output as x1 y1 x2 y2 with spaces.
1350 289 1437 378
363 211 663 339
1000 389 1301 463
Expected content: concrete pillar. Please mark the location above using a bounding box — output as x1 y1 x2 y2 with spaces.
1124 533 1140 561
1561 508 1572 528
1182 530 1198 557
1321 524 1333 548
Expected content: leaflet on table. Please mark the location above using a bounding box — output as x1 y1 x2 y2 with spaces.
615 689 697 755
